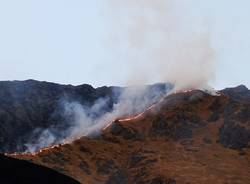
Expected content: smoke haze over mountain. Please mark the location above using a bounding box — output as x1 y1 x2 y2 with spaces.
24 83 172 153
104 0 216 90
0 1 250 88
23 1 218 152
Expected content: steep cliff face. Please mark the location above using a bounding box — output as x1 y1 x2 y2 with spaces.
14 86 250 184
0 80 171 153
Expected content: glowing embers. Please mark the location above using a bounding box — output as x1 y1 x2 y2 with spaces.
7 142 67 157
118 112 144 122
173 89 194 94
103 96 165 131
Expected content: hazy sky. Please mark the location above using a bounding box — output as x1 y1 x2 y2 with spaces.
0 0 249 89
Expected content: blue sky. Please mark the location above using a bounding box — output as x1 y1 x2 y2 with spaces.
0 0 249 89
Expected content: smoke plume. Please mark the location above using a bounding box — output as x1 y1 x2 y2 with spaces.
24 1 216 152
104 0 216 90
24 84 172 152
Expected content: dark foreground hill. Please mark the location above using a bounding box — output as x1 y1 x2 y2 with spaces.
14 85 250 184
0 154 80 184
0 80 170 153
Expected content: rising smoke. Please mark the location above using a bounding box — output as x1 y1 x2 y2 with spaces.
104 0 216 90
24 1 216 152
25 84 172 152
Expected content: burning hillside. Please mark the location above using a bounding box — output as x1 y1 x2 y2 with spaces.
1 0 249 184
11 86 250 184
0 80 172 153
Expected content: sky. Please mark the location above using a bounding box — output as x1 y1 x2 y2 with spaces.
0 0 249 89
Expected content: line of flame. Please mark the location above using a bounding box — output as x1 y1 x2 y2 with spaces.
8 89 198 156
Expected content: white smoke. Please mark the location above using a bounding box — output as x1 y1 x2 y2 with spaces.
64 84 171 137
24 0 217 152
24 84 172 152
103 0 216 90
24 129 56 153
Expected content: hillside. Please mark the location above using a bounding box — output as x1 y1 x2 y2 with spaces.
14 86 250 184
0 80 170 153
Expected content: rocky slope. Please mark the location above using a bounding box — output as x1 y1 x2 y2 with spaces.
14 86 250 184
0 154 80 184
0 80 170 153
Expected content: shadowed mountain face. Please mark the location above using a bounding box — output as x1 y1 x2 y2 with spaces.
15 86 250 184
0 80 171 153
0 154 80 184
222 85 250 102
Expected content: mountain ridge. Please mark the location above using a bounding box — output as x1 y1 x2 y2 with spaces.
0 80 172 153
12 86 250 184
